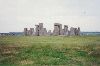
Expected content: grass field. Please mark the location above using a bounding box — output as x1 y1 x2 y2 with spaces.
0 36 100 66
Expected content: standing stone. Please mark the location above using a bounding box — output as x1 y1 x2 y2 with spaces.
53 23 63 36
43 28 47 36
60 29 64 35
70 27 75 36
53 26 59 36
64 25 69 36
39 23 43 30
27 30 30 36
35 25 39 36
74 28 77 35
39 23 44 36
30 28 34 36
77 27 80 35
39 28 43 36
59 24 63 35
24 28 28 36
64 25 68 32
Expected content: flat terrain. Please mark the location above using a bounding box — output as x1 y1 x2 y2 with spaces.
0 36 100 66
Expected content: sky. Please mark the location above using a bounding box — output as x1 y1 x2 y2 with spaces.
0 0 100 33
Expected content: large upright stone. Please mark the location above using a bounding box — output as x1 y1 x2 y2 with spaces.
39 23 43 30
53 26 59 36
43 28 47 36
27 30 30 36
24 28 28 36
64 25 68 32
59 24 63 35
64 25 69 36
39 23 47 36
35 25 39 36
39 28 43 36
74 28 77 35
77 27 80 35
70 27 75 36
30 28 34 36
60 29 64 35
53 23 63 36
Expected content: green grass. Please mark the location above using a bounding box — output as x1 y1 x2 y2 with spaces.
0 36 100 66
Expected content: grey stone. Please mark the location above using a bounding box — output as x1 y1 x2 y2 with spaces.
39 28 47 36
35 25 39 36
29 28 34 36
23 23 80 36
53 26 59 36
64 25 69 36
35 23 47 36
60 29 64 35
27 30 30 36
77 27 80 35
43 28 47 36
74 28 77 35
39 28 43 36
24 28 28 36
53 23 63 35
69 27 80 36
39 23 43 30
70 27 75 36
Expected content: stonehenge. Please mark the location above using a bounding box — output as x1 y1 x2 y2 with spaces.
24 23 80 36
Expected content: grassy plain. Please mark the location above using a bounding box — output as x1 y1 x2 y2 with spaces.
0 36 100 66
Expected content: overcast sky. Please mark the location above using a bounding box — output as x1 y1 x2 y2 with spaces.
0 0 100 32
